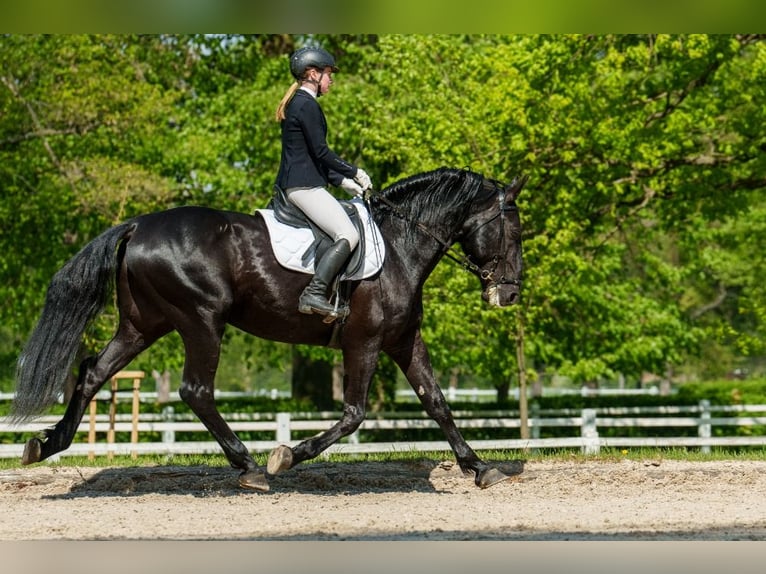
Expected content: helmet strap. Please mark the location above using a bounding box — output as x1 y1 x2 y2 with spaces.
302 68 325 98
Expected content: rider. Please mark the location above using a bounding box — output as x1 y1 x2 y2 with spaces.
275 45 372 319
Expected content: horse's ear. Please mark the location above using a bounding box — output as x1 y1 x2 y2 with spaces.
506 174 529 201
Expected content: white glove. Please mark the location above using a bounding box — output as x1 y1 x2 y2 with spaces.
340 177 364 197
354 168 372 191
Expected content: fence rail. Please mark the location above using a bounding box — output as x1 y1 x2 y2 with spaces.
0 384 666 405
2 400 766 460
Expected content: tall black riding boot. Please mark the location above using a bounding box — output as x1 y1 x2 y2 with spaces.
298 239 352 317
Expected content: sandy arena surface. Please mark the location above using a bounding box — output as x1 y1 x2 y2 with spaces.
2 457 766 541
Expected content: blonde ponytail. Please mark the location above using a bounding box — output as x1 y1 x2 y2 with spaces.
275 82 300 122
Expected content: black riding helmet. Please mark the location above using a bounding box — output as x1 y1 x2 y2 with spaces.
290 46 339 80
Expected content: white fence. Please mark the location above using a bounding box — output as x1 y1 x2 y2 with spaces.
0 384 663 406
396 385 665 402
2 400 765 461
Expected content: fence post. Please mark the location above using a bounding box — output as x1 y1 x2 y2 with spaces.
107 377 118 460
698 399 711 454
276 412 291 444
103 370 145 460
530 402 540 440
88 399 97 461
581 408 600 455
162 405 175 447
528 402 540 454
130 375 141 459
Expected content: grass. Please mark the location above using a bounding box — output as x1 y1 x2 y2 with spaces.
2 446 765 472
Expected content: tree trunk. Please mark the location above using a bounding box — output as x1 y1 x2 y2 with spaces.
152 369 171 404
515 314 529 440
332 360 344 403
369 355 396 412
291 347 334 410
496 378 511 406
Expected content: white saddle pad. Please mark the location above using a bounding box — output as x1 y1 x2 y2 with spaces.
257 198 385 280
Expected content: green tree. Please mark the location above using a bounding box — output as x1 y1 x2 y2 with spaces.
359 34 766 398
0 35 184 387
2 34 765 408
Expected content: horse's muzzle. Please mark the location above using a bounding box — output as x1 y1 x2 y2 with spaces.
483 282 520 307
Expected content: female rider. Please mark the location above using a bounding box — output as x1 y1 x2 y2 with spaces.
274 46 372 319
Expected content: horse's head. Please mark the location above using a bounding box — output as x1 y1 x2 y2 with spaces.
459 174 526 307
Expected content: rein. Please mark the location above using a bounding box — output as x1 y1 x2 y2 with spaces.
365 179 518 284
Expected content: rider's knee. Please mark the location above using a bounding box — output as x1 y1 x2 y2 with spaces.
336 229 359 251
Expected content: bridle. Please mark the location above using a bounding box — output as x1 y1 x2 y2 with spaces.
461 181 522 289
366 177 521 287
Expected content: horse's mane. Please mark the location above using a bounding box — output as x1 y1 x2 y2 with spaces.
372 167 491 239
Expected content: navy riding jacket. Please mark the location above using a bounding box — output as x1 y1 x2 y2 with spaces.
275 89 358 190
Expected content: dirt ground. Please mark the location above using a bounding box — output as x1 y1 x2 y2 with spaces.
2 457 766 541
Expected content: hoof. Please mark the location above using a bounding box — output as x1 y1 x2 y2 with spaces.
266 444 293 476
22 438 43 465
476 467 511 489
238 470 270 492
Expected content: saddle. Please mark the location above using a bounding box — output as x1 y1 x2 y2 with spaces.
263 185 383 281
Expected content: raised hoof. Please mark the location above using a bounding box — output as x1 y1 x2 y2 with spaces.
476 467 511 489
238 470 270 492
266 444 293 477
22 437 43 465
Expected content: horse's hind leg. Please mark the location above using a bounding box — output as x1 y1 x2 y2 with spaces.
23 324 154 465
176 325 267 491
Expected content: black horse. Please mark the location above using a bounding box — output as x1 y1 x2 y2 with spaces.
12 167 526 491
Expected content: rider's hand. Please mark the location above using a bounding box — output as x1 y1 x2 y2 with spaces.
340 177 364 197
354 168 372 191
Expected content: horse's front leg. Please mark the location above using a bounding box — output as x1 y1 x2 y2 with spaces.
266 345 379 478
388 330 510 489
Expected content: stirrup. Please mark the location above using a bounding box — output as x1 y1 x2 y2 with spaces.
322 304 350 324
322 286 350 323
298 293 349 321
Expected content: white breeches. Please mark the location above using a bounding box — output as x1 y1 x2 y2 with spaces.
285 186 360 250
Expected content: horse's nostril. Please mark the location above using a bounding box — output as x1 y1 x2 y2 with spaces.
495 284 521 306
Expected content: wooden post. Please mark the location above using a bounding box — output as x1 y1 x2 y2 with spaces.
88 399 97 461
131 375 141 459
102 370 145 461
107 378 118 460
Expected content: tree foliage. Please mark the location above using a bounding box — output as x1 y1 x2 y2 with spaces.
1 34 764 402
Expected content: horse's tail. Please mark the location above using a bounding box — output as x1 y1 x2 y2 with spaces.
11 221 135 421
